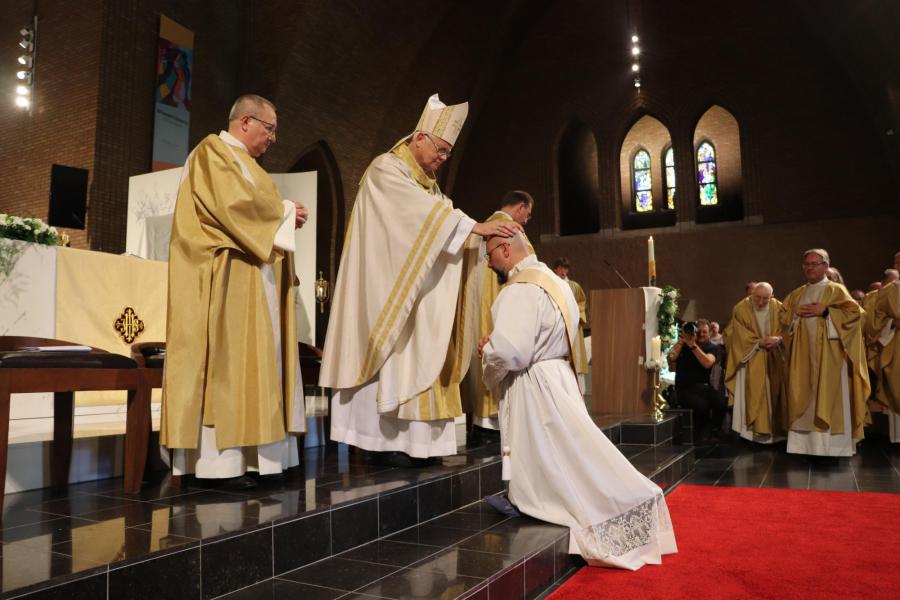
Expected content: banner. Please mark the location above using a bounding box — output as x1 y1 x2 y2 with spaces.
151 16 193 172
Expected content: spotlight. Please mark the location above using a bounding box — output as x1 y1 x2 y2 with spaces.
15 96 30 108
631 35 639 43
18 55 32 66
632 63 640 72
631 46 640 56
634 78 642 88
16 85 29 95
18 40 33 51
16 70 31 81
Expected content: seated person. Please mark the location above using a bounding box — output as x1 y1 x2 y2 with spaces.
668 318 725 443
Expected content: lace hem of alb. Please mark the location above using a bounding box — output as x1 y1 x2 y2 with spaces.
574 495 664 558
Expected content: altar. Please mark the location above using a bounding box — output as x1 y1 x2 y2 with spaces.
0 168 319 492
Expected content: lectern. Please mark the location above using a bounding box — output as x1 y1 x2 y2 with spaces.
590 287 661 415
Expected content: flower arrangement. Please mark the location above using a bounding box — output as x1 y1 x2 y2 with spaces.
657 285 679 354
0 214 60 246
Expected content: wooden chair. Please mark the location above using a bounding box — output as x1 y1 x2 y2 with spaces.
0 336 153 511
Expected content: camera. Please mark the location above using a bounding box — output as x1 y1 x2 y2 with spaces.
682 321 698 336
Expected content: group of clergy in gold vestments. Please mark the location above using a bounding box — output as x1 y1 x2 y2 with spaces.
725 248 900 457
158 90 677 569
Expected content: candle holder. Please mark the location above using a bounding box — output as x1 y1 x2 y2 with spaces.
314 271 330 314
650 367 669 422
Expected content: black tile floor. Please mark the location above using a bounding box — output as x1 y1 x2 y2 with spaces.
0 414 692 599
683 434 900 493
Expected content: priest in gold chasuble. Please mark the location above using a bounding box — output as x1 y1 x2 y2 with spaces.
552 257 590 393
462 190 535 439
320 94 521 461
161 95 307 483
724 282 787 444
779 249 870 457
866 254 900 442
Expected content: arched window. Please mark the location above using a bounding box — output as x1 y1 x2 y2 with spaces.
697 141 718 206
664 146 675 210
633 149 652 212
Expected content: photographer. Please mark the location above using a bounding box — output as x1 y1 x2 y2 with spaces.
668 319 726 443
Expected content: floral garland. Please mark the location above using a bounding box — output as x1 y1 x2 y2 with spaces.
657 285 679 353
0 214 59 246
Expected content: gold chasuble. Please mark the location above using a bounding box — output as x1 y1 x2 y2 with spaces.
463 211 535 421
779 281 870 441
566 278 590 376
724 297 787 438
868 281 900 413
320 143 482 423
161 133 299 450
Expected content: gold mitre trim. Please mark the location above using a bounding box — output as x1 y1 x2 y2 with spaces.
414 93 469 146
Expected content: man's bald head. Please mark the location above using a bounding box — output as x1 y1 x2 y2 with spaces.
751 282 774 310
884 269 899 285
485 232 530 280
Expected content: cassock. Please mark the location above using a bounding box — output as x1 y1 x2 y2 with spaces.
482 255 676 570
462 210 534 431
724 297 787 443
161 131 304 478
867 281 900 442
562 276 590 393
320 143 482 458
780 279 870 457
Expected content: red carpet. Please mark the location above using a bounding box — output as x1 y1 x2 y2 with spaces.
550 484 900 599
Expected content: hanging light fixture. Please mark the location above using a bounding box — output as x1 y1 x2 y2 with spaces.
14 18 37 111
630 31 641 92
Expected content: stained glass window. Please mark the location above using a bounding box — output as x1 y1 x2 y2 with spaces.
697 141 718 205
664 146 675 210
633 149 652 212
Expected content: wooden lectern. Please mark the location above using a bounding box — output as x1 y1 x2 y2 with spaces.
590 288 654 415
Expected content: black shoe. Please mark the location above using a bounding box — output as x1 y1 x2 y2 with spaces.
380 451 436 468
213 475 257 491
485 494 521 518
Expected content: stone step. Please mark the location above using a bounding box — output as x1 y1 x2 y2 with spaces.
0 413 696 599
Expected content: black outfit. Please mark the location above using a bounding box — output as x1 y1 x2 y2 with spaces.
674 341 726 441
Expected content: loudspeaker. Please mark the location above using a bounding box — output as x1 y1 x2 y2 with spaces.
48 164 88 229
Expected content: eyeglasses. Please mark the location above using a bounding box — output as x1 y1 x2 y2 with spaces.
424 134 452 158
485 242 508 261
248 115 277 135
802 261 825 268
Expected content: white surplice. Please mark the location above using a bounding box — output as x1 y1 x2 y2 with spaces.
165 131 304 478
482 256 677 570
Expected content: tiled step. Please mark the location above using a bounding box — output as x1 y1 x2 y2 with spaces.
0 412 696 600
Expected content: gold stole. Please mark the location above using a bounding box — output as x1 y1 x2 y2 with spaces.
506 268 578 375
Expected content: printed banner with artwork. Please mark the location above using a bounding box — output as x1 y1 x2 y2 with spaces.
151 15 193 172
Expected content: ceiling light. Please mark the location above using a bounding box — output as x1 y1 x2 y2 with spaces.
634 78 641 88
631 46 640 56
16 85 30 95
631 35 639 43
15 96 30 108
632 63 640 72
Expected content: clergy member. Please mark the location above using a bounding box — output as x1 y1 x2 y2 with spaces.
464 190 535 447
724 282 787 443
779 249 870 457
161 94 307 488
552 257 590 393
866 253 900 442
479 233 676 570
320 94 520 465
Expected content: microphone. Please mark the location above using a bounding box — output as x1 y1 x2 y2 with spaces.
603 259 632 288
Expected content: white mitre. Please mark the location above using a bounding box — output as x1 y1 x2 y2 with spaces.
415 93 469 146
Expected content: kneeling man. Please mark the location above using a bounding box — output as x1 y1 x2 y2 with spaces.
479 234 677 570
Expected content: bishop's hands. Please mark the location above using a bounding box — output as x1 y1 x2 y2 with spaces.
477 335 491 358
795 302 826 318
472 220 522 238
294 201 309 229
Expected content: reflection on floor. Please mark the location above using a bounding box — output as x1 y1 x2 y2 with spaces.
682 434 900 493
